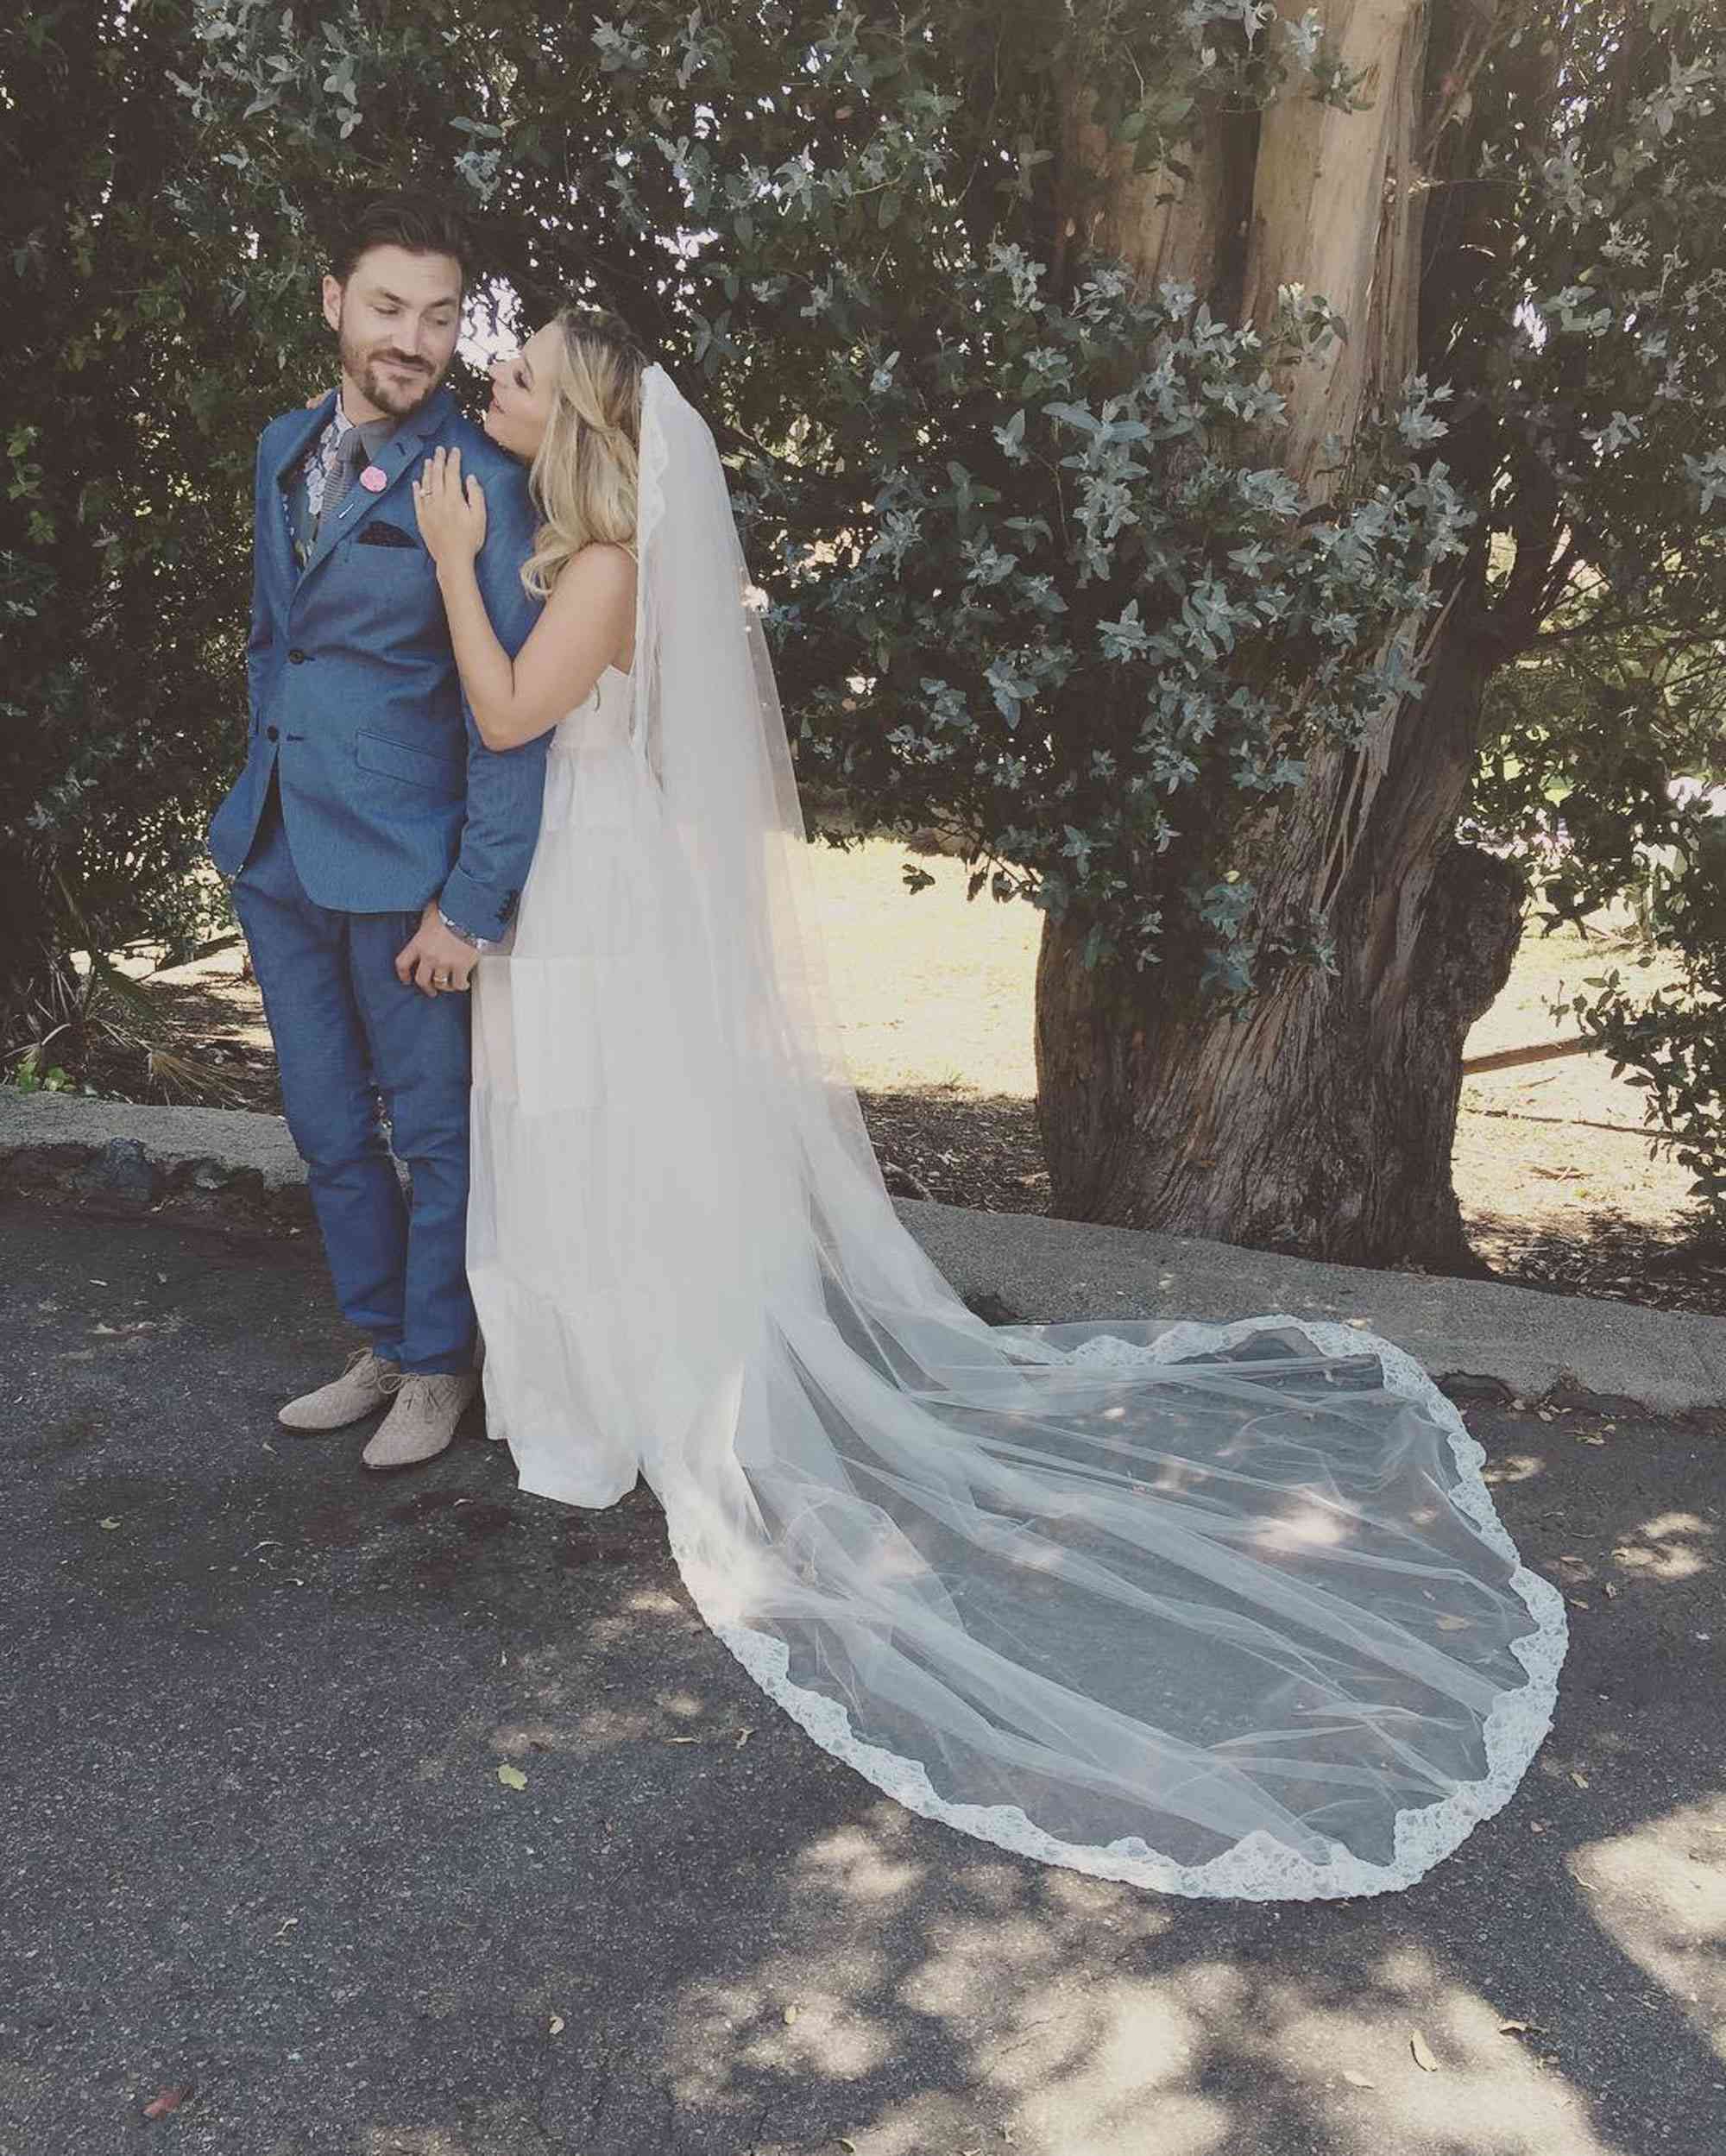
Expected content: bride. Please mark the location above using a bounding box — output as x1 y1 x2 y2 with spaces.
411 306 1565 1901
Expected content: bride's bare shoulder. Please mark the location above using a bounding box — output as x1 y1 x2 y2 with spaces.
532 543 637 678
545 542 635 612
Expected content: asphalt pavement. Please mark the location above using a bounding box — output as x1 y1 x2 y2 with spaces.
3 1195 1724 2156
15 1090 1726 1414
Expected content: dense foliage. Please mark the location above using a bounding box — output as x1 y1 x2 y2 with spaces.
7 2 1726 1219
175 3 1724 979
2 0 266 1070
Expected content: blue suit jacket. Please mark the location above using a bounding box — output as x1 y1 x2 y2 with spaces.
209 387 548 942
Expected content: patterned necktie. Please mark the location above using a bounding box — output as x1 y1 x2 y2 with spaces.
316 426 372 541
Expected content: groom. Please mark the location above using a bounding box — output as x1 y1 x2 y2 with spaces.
210 193 548 1470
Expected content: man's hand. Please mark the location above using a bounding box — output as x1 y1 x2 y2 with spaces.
394 902 479 997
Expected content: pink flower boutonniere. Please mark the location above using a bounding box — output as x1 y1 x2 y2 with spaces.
359 465 388 493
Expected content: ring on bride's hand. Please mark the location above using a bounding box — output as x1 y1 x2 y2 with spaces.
432 971 451 987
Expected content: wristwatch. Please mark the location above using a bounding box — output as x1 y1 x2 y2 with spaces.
438 910 494 953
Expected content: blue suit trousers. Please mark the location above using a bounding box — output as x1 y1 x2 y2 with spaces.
232 782 476 1374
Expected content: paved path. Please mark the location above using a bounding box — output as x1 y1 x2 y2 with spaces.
3 1199 1724 2156
14 1090 1726 1414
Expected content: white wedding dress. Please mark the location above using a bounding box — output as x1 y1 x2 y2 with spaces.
466 368 1566 1900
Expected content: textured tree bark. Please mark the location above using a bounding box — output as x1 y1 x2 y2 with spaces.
1243 0 1431 476
1038 1 1525 1267
1036 627 1520 1268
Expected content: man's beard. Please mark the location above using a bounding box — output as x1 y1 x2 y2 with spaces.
340 324 442 419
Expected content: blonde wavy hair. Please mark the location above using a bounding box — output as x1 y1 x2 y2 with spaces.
521 307 648 601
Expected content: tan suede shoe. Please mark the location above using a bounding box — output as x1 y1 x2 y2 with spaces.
278 1347 400 1432
361 1371 478 1472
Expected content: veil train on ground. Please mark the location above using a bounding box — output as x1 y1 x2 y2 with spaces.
467 366 1566 1901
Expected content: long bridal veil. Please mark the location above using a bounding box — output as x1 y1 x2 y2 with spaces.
471 364 1565 1900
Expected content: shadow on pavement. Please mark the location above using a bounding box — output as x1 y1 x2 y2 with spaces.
2 1198 1722 2156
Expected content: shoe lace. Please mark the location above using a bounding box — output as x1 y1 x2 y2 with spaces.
377 1371 457 1405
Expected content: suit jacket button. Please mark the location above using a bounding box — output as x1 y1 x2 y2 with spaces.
266 725 279 741
288 647 307 664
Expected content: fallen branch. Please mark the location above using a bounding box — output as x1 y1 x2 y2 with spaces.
1462 1036 1599 1076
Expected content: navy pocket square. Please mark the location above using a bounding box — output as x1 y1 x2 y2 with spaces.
356 522 420 550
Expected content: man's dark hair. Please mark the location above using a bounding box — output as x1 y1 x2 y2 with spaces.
331 192 474 292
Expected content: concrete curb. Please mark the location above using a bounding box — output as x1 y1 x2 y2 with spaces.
1 1093 313 1226
8 1089 1726 1417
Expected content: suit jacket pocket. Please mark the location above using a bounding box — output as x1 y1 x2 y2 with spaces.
344 533 437 573
356 728 464 794
355 520 422 551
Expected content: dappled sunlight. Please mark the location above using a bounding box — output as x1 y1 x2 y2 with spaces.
1370 1939 1443 1995
623 1585 685 1617
766 1989 898 2080
1609 1510 1718 1584
481 1638 725 1753
794 1823 927 1905
993 1985 1226 2156
669 1974 898 2098
643 1804 1724 2156
971 1973 1204 2105
1572 1794 1726 2060
1138 1459 1206 1496
658 1962 910 2132
942 1857 1056 1916
1482 1452 1551 1486
896 1914 1063 2021
1265 1970 1627 2156
810 2092 1024 2156
571 1701 659 1745
1253 1502 1352 1552
506 1642 576 1705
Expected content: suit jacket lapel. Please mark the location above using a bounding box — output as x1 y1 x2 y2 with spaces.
274 390 340 492
298 388 453 583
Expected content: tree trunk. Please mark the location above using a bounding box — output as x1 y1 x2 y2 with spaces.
1038 2 1526 1266
1036 627 1521 1269
1242 0 1431 478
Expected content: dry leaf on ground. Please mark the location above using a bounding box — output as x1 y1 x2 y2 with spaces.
1410 2030 1440 2072
497 1763 527 1791
1341 2069 1376 2089
142 2085 194 2119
